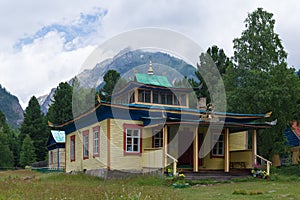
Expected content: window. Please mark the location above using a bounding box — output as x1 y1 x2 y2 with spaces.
124 124 142 154
153 129 163 148
83 130 89 159
173 94 179 105
211 132 224 157
160 93 166 104
166 93 173 104
145 90 151 102
93 126 100 157
50 151 53 164
153 91 159 104
70 135 75 162
138 89 151 103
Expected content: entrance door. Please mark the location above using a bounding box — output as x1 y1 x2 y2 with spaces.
178 129 194 166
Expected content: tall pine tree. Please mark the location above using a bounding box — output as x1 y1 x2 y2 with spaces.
0 110 15 168
47 82 73 124
196 45 232 104
20 96 47 161
99 70 121 102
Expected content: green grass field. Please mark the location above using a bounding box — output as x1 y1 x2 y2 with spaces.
0 168 300 200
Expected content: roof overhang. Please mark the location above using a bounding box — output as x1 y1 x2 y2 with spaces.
49 101 274 134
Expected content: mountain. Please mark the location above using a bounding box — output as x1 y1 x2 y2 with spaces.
0 85 24 127
38 49 198 113
38 88 55 114
77 49 197 88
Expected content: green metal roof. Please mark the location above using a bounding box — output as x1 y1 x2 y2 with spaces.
51 130 65 143
135 73 172 87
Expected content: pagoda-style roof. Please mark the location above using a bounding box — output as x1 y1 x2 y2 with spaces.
135 73 172 87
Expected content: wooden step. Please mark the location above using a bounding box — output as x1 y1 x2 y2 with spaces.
180 170 252 181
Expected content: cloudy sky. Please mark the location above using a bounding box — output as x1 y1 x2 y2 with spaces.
0 0 299 108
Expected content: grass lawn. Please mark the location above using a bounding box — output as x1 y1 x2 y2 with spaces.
0 168 300 200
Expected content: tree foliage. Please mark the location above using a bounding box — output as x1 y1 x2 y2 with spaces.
72 77 97 117
19 134 36 166
47 82 73 124
196 45 232 105
225 8 300 158
0 84 24 128
19 96 47 161
233 7 287 71
0 109 17 167
99 70 122 102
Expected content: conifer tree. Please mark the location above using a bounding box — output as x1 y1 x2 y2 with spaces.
99 70 121 102
19 134 36 166
0 110 15 167
20 96 47 161
47 82 73 124
197 45 232 104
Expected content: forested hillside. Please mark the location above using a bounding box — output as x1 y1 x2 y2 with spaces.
0 85 24 128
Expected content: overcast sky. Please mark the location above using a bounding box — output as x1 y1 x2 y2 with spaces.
0 0 299 108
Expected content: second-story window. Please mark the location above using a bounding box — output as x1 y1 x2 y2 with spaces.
153 91 159 103
137 89 187 107
138 89 151 103
166 93 173 104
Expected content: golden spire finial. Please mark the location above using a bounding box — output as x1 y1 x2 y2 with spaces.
148 60 153 75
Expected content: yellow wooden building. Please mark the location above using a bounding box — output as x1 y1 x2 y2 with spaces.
51 63 274 177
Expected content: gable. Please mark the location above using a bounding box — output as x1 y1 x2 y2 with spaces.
51 130 65 143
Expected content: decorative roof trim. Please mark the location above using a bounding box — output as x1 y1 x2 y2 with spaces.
49 100 272 130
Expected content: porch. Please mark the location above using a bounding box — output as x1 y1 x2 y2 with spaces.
142 125 271 176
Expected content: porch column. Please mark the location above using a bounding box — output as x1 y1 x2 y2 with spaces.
224 128 230 173
193 126 199 172
252 129 257 165
163 125 168 167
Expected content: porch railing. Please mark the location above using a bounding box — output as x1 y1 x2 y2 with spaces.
142 148 164 169
166 153 178 176
255 154 272 176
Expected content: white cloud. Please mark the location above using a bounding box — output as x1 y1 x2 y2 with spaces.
0 0 300 109
101 0 300 67
0 30 95 108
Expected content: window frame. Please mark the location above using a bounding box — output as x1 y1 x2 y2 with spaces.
123 124 142 155
152 128 163 148
83 130 89 160
70 135 76 162
138 89 151 103
211 131 225 158
50 151 53 164
93 126 100 157
152 91 159 104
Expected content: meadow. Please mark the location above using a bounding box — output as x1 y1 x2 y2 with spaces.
0 167 300 200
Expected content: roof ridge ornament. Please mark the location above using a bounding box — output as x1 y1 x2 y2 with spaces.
264 111 272 118
148 60 153 75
